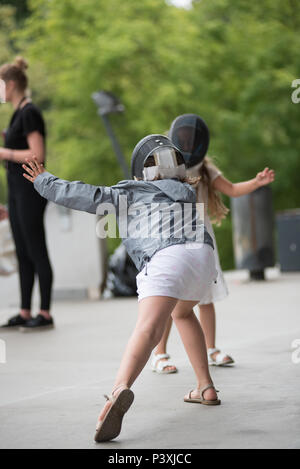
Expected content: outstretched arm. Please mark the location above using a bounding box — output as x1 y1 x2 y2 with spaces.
23 157 115 214
212 167 275 197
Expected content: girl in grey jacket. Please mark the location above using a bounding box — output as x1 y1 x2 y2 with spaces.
23 134 220 443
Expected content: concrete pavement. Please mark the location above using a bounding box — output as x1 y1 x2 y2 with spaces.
0 268 300 449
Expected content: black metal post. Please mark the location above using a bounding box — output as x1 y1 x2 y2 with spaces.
100 114 130 179
92 90 130 180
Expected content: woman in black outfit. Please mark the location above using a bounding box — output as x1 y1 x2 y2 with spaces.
0 57 53 330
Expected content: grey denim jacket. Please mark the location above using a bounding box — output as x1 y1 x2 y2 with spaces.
34 172 214 271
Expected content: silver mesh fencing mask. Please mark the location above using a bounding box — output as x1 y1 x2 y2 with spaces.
131 134 186 180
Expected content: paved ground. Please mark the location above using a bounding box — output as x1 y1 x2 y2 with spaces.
0 268 300 449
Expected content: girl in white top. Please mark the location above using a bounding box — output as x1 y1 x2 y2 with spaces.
152 157 275 373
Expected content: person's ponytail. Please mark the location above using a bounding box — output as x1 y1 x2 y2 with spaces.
13 56 29 73
0 56 29 91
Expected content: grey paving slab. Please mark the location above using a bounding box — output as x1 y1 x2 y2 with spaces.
0 269 299 449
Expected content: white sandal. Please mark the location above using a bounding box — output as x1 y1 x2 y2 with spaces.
208 348 235 367
151 353 178 374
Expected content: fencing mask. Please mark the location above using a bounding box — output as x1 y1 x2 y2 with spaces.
131 134 186 181
169 114 209 168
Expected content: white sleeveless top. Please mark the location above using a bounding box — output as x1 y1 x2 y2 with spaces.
186 161 229 304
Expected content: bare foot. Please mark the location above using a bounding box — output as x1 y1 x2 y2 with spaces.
96 385 127 429
95 385 134 442
97 400 112 428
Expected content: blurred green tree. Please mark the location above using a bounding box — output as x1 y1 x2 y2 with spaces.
18 0 195 184
0 5 16 202
189 0 300 211
0 0 29 22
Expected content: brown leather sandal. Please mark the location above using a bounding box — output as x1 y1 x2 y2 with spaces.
94 385 134 443
184 384 221 406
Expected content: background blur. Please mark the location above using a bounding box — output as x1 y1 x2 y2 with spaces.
0 0 299 270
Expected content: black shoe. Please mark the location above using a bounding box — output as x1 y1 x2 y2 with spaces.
19 314 55 332
0 314 29 329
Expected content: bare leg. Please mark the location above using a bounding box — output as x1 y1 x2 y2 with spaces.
198 302 232 364
154 316 177 373
172 301 217 401
198 303 216 349
98 296 177 422
113 296 177 388
155 316 173 354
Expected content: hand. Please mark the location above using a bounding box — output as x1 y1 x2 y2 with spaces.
22 156 45 183
0 204 8 221
255 167 275 187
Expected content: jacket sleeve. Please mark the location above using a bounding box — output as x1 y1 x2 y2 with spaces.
33 171 117 214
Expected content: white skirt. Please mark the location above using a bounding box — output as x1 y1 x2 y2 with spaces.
200 218 229 305
136 243 217 302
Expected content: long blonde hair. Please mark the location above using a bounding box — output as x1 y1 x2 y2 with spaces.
196 156 229 225
135 154 228 224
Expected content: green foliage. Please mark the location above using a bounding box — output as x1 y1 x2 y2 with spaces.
17 0 196 186
189 0 300 211
0 4 52 202
1 0 300 266
0 5 17 202
0 1 29 22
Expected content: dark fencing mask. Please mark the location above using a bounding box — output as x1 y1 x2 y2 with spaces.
169 114 209 168
131 134 185 180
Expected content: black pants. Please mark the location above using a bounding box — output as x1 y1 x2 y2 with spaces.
8 179 53 311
